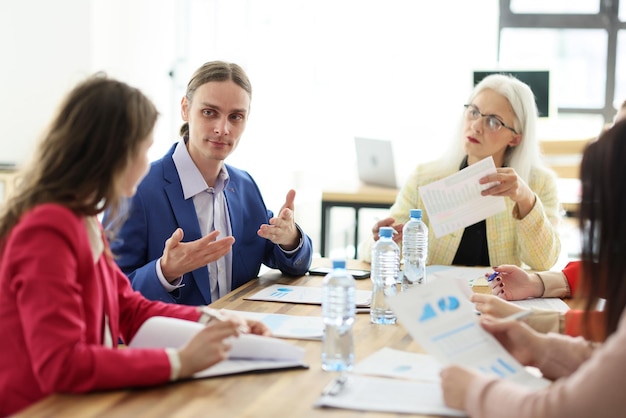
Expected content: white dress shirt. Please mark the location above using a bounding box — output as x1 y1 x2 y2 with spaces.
156 139 233 302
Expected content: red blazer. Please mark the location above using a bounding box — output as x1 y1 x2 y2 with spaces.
562 260 580 294
0 204 201 416
561 260 607 340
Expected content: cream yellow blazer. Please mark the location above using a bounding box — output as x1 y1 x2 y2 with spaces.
360 160 562 271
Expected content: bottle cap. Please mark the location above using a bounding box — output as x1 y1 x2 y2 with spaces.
332 259 346 269
410 208 422 219
379 226 394 238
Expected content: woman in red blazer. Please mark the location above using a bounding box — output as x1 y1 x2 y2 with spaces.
0 75 268 417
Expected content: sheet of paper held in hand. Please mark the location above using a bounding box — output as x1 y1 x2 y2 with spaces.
418 156 506 238
387 279 550 390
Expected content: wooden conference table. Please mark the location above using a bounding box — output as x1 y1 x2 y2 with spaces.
17 259 496 418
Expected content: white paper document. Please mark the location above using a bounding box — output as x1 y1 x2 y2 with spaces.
428 264 493 289
129 316 308 378
245 284 371 307
511 297 570 312
223 310 324 340
316 347 464 416
315 374 466 417
387 280 551 390
419 156 506 238
352 347 442 382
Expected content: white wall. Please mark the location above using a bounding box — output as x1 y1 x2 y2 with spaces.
90 0 182 161
0 0 92 165
181 0 500 182
0 0 499 254
180 0 500 254
0 0 183 165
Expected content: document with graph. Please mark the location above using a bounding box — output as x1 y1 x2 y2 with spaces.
387 279 550 389
418 156 506 238
245 284 371 307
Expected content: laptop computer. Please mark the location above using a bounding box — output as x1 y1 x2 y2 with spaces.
354 137 398 188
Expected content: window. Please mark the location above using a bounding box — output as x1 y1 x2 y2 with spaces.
499 0 625 124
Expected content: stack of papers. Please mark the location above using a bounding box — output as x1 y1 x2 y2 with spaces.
315 348 465 416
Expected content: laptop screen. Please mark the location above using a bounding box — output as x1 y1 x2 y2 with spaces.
354 137 398 188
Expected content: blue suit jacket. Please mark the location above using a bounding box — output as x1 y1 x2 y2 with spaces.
105 144 313 305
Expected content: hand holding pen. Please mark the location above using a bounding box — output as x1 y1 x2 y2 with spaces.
485 265 546 301
177 316 243 379
199 307 271 336
487 271 500 284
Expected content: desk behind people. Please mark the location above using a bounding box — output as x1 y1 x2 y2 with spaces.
0 168 17 203
15 259 422 418
321 185 398 258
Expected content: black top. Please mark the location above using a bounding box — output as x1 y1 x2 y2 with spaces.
451 156 490 266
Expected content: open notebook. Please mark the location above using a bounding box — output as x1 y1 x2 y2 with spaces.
129 316 308 378
354 137 398 188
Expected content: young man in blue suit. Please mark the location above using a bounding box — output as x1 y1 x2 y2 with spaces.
104 61 313 305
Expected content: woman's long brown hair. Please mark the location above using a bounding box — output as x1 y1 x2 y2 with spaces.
578 119 626 337
0 74 158 245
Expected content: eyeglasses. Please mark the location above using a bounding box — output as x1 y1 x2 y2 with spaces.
464 104 518 134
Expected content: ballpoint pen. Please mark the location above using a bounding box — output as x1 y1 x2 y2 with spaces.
199 307 249 332
321 374 349 396
487 272 499 282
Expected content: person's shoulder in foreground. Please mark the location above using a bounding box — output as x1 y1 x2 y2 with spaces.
440 119 626 417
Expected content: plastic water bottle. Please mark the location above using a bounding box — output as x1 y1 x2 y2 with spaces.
370 226 399 324
321 259 355 371
402 208 428 290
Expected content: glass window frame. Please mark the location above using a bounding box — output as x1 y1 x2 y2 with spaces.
499 0 625 123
